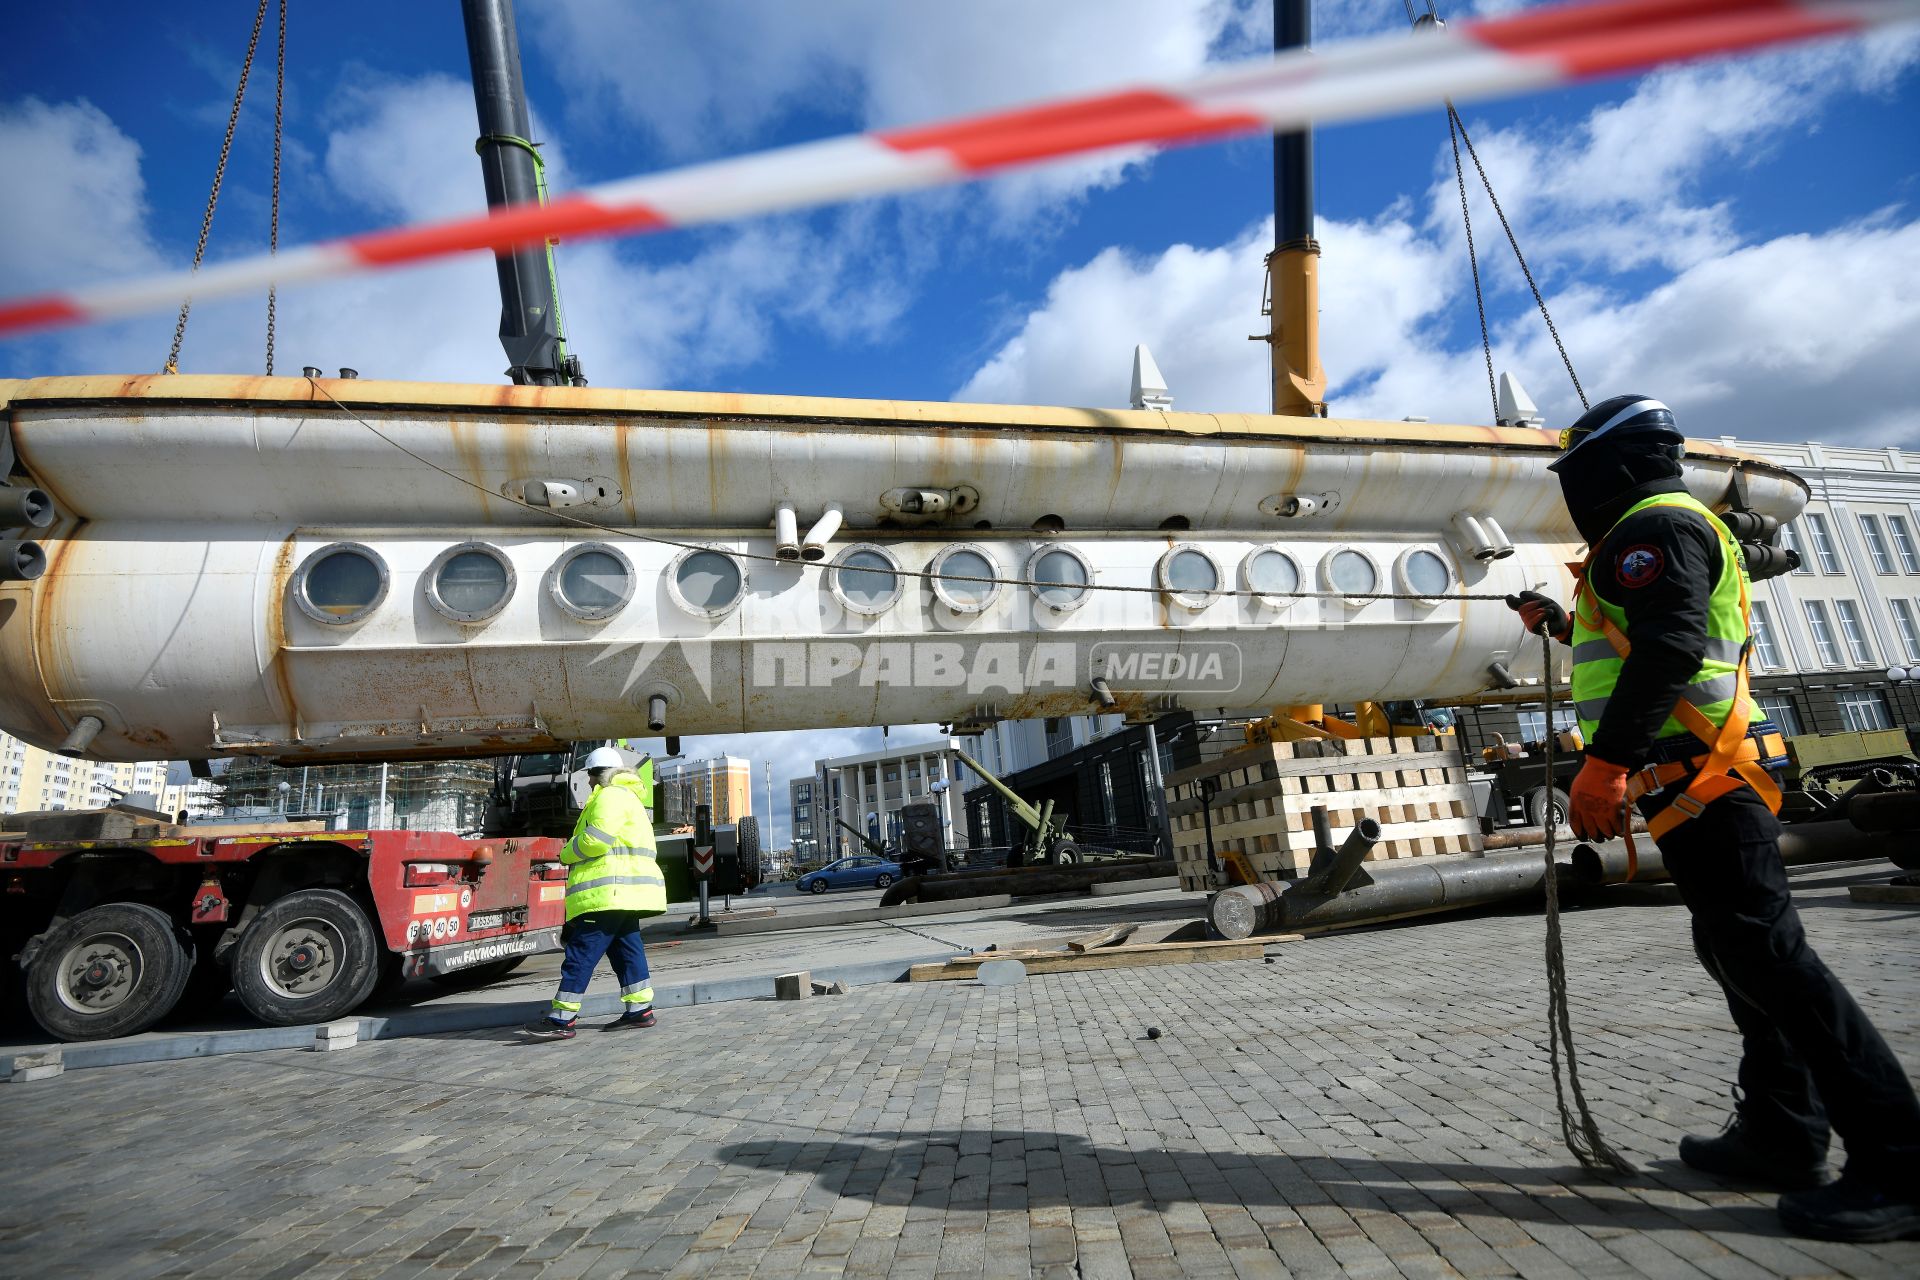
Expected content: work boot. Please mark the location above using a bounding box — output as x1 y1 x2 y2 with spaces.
520 1018 577 1042
601 1007 656 1031
1678 1116 1831 1189
1777 1171 1920 1242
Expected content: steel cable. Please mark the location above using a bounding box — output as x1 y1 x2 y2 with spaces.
265 0 286 376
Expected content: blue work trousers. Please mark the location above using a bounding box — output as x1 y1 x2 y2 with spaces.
549 911 653 1024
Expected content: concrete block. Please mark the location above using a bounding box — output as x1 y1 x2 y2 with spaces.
310 1020 359 1052
811 979 849 996
775 971 811 1001
1090 876 1182 897
8 1049 62 1083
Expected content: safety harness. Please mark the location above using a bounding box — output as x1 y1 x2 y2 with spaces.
1568 499 1785 857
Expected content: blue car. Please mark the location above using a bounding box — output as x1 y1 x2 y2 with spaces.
796 855 902 894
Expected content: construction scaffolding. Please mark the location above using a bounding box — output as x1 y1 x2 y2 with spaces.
209 758 498 833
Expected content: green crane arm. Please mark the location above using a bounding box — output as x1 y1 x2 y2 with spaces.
834 816 887 857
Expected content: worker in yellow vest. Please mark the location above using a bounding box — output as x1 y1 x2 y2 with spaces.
1510 395 1920 1243
523 747 668 1041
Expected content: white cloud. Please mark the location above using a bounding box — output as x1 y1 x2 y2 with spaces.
0 98 165 293
955 34 1920 447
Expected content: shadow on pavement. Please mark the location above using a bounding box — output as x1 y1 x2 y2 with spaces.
710 1126 1788 1236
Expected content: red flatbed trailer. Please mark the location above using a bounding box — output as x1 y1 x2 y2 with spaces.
1 827 566 1041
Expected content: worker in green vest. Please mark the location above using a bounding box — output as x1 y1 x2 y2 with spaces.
524 747 667 1041
1510 395 1920 1242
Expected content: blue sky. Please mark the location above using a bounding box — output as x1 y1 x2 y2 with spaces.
5 1 1917 844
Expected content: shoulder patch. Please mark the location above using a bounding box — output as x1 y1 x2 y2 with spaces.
1615 543 1665 589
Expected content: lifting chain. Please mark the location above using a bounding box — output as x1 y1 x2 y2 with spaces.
265 0 286 376
164 0 271 376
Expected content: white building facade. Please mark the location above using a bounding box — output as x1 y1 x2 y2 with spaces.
814 740 966 860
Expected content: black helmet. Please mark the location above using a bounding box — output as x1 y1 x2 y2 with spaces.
1547 394 1682 472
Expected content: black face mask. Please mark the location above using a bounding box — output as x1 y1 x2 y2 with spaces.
1555 442 1685 545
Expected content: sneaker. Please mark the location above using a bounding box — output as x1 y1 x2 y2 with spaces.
602 1007 657 1031
1778 1171 1920 1242
1678 1117 1830 1189
520 1018 577 1042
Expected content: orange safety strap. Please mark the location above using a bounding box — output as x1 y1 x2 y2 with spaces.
1567 546 1781 845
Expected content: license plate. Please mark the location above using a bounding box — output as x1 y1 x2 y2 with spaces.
468 907 524 932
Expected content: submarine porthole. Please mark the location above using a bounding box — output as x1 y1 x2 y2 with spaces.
1242 547 1301 606
667 548 747 619
1026 545 1092 612
426 543 516 624
1156 545 1221 610
929 544 1001 614
830 544 904 617
1397 547 1453 601
293 543 389 625
551 543 634 621
1324 548 1380 600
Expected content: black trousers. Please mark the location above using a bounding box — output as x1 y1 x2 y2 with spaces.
1644 782 1920 1184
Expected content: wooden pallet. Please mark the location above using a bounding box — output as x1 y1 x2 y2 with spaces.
1167 734 1483 892
907 936 1293 981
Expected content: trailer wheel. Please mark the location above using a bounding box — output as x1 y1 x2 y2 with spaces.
1049 841 1082 866
1525 786 1570 831
231 890 381 1026
25 902 193 1042
427 956 526 989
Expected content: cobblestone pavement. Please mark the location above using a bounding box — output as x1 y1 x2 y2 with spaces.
4 866 1916 1278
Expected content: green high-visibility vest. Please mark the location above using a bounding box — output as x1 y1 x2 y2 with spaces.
1569 492 1750 745
560 771 666 920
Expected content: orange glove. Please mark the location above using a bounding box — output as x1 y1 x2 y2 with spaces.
1505 592 1570 641
1568 756 1630 841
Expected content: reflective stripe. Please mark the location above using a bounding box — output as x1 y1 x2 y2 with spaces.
1571 639 1620 666
1703 636 1745 663
583 823 620 847
1573 636 1742 667
552 1000 583 1013
1679 673 1740 707
620 986 655 1005
1575 696 1611 723
566 872 666 896
556 989 587 1003
619 982 651 996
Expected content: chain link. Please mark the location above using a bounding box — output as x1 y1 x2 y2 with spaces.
265 0 286 377
164 0 270 376
1446 104 1498 425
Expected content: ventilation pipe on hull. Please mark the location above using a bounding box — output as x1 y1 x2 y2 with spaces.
0 486 54 530
0 538 46 582
801 504 843 562
647 693 670 734
774 503 800 560
1450 511 1513 561
57 715 103 758
1089 676 1118 709
1480 515 1516 559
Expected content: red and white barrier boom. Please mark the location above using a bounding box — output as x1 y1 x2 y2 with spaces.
1 0 1912 339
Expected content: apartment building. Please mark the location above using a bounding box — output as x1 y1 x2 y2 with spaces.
656 755 753 828
788 776 820 864
0 731 211 819
813 741 964 860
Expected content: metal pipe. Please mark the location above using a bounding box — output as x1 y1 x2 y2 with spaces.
461 0 574 386
1313 816 1383 896
1846 788 1920 834
1569 819 1901 886
57 715 103 758
0 485 54 529
647 692 669 734
1210 843 1561 939
1483 819 1645 850
800 503 843 561
0 538 46 582
773 502 800 560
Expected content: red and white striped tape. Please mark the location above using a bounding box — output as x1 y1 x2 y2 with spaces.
1 0 1911 340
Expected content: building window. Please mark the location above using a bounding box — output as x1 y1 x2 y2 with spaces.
1749 601 1783 670
1804 513 1842 574
1516 706 1579 741
1803 601 1839 666
796 804 810 820
1833 599 1874 666
1891 599 1920 663
1859 514 1896 575
1045 718 1074 759
1754 694 1803 735
1890 515 1920 574
1835 690 1893 732
1779 522 1811 574
1099 761 1117 827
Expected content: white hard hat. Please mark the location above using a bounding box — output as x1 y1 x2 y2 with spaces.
582 746 626 771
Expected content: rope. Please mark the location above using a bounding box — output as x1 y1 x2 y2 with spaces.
165 0 270 376
1536 626 1634 1175
1446 104 1498 424
265 0 286 377
304 378 1523 606
873 916 975 954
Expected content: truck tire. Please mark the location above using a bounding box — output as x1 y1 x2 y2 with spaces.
1525 786 1570 831
25 902 193 1042
231 889 381 1026
736 817 762 889
427 956 526 989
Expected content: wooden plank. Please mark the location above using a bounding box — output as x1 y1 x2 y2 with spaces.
1848 884 1920 905
1068 923 1139 952
906 937 1284 982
